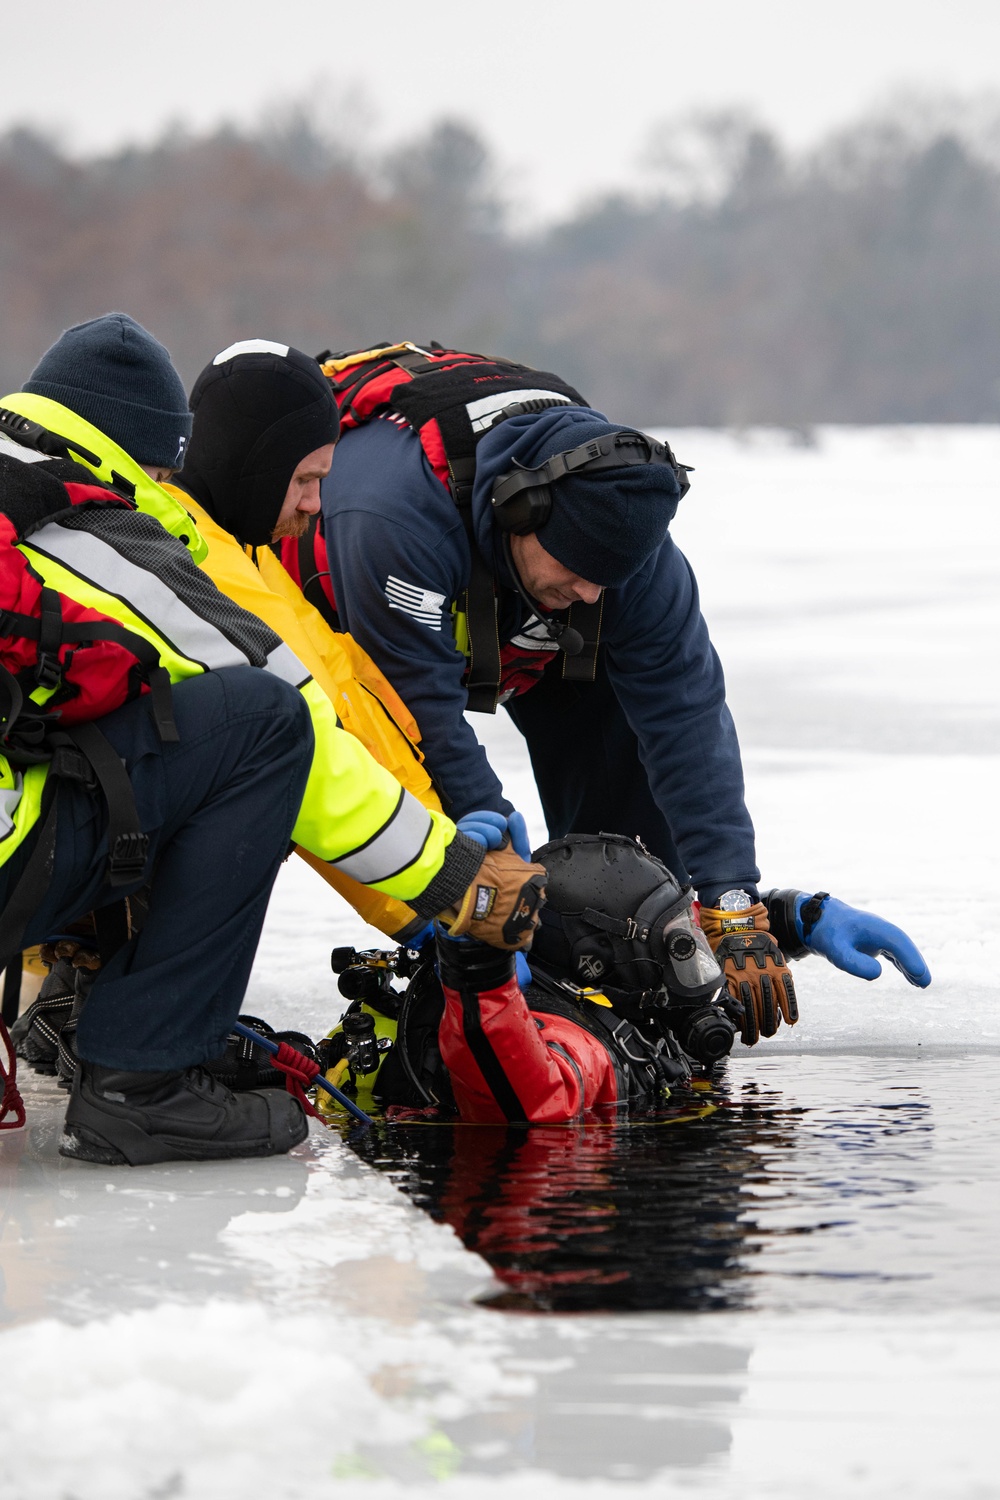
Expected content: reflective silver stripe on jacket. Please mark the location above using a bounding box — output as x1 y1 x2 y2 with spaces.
333 788 433 884
265 642 311 688
0 777 23 842
24 524 259 672
0 435 48 465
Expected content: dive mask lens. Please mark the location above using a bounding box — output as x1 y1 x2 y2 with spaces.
656 907 723 1002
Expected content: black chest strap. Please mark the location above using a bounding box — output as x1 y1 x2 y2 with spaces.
295 517 340 632
391 360 591 715
561 596 603 684
456 510 502 715
332 349 601 713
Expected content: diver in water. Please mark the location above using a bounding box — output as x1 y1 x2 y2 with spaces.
319 832 931 1125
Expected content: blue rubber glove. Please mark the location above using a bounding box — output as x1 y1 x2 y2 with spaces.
507 810 532 861
456 810 509 850
456 809 533 860
796 894 931 988
403 922 435 951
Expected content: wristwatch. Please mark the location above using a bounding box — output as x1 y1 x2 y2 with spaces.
716 889 753 912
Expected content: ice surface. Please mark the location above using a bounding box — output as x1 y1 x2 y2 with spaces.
2 426 999 1499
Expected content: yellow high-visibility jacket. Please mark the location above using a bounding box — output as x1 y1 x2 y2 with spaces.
163 488 445 937
0 394 460 933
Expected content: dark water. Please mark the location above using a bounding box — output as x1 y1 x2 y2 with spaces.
346 1050 1000 1320
346 1056 953 1315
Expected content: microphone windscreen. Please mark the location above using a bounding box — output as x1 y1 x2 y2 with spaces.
558 627 584 656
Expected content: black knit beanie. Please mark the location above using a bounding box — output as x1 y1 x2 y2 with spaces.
474 407 683 588
23 312 191 469
533 421 683 587
179 340 340 545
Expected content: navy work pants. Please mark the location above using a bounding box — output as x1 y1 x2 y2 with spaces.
504 651 689 883
0 668 313 1071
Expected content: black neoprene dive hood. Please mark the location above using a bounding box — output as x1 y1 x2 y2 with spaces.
531 833 723 1004
179 340 340 546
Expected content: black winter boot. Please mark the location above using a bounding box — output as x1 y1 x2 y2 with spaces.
60 1062 309 1165
55 968 96 1092
11 959 77 1073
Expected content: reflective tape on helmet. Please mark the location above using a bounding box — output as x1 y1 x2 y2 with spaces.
332 787 433 885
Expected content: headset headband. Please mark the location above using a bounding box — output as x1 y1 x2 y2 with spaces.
491 431 691 535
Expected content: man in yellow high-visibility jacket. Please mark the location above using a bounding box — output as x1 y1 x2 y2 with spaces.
0 314 544 1165
3 322 450 942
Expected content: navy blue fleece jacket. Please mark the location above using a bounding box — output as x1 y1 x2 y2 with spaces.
320 406 759 902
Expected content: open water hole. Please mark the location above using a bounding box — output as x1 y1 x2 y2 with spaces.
347 1051 1000 1319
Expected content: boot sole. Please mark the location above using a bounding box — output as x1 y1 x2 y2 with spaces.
60 1112 309 1167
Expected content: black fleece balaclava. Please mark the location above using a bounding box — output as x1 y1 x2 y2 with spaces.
178 339 339 545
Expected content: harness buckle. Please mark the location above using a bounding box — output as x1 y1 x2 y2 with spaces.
48 745 98 789
108 832 150 885
34 652 62 692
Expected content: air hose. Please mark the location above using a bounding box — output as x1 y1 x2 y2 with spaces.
232 1020 372 1127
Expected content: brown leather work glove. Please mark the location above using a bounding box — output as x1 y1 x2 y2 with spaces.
699 902 798 1046
442 844 547 951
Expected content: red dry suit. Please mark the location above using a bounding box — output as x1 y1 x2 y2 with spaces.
436 942 650 1124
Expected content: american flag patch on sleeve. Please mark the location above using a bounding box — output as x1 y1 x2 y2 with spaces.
385 575 446 631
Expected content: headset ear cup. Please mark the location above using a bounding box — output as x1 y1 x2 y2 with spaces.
492 481 552 535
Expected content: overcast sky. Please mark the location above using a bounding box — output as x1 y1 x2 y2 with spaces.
3 0 999 219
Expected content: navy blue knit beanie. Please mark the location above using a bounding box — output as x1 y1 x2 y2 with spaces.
475 407 683 588
23 312 192 469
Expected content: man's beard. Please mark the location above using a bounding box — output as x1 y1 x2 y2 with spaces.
271 512 311 542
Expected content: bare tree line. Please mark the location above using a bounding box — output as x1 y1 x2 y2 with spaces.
2 100 999 424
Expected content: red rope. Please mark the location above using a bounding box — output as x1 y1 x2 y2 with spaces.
272 1039 324 1121
0 1017 26 1131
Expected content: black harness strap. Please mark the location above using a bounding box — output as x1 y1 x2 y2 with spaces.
0 795 60 974
394 365 587 715
326 347 596 714
0 721 149 972
66 722 149 887
459 978 529 1124
35 588 64 690
296 516 340 631
460 532 502 715
562 595 603 684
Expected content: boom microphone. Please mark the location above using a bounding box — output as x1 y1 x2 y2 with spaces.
553 622 584 656
503 536 586 656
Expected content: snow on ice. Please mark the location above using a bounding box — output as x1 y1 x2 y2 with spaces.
1 425 998 1500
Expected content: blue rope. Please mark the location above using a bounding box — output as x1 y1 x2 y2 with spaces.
232 1020 372 1127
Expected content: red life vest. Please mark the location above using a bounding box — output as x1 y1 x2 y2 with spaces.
281 342 597 711
0 463 177 760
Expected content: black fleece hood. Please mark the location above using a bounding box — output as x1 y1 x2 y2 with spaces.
179 340 339 545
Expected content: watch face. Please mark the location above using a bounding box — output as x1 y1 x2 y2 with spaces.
718 889 753 913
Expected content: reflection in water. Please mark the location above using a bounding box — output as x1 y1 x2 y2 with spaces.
349 1081 769 1313
349 1072 934 1314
